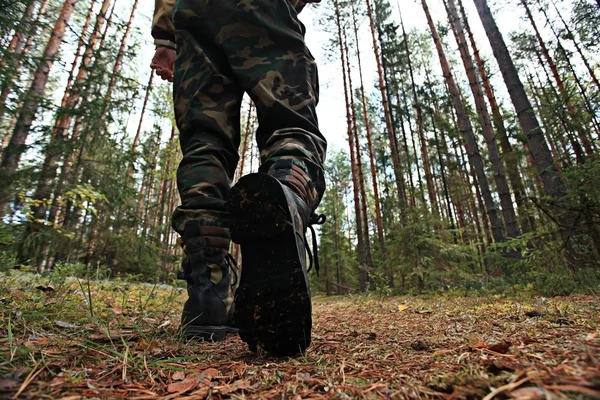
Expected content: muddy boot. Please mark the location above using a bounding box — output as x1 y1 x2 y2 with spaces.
178 223 238 341
228 173 325 356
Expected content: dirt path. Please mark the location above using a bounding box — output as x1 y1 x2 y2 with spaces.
1 275 599 399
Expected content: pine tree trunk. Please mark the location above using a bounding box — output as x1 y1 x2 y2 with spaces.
446 0 520 241
334 0 367 292
351 4 375 289
354 3 387 275
28 0 101 233
131 73 154 153
457 0 532 234
99 0 139 126
422 0 505 245
536 0 600 139
474 0 594 266
519 0 593 156
0 0 76 214
365 0 408 228
0 0 37 124
64 0 136 228
399 8 439 218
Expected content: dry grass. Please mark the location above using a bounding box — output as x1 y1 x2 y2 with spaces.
1 272 599 399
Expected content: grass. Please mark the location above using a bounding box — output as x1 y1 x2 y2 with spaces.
0 270 599 399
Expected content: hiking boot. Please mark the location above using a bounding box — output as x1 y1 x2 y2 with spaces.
178 223 238 341
228 173 325 356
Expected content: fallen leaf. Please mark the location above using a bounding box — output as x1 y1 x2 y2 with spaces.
172 371 185 381
488 341 512 354
112 306 123 315
0 379 18 391
432 349 455 356
167 374 200 394
296 372 311 382
586 332 598 340
11 289 26 300
217 379 252 395
510 386 545 399
472 342 489 349
55 320 78 329
202 368 220 378
398 305 409 312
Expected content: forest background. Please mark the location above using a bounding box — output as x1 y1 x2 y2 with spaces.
1 0 599 297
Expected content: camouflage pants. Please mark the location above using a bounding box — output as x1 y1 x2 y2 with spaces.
171 0 327 237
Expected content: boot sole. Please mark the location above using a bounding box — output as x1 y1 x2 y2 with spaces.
183 325 238 342
229 173 311 356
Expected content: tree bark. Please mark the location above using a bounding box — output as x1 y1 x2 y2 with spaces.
519 0 593 157
0 0 77 214
399 7 439 218
473 0 592 266
422 0 505 245
365 0 408 229
457 0 532 234
446 0 520 241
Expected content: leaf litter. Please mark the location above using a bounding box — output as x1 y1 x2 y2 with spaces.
0 272 599 399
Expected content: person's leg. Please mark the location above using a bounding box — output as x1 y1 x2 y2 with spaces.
171 0 245 341
191 0 326 355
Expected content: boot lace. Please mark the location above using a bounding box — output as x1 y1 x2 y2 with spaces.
224 253 239 287
305 213 326 276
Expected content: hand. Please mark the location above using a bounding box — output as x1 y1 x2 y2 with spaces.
150 46 175 82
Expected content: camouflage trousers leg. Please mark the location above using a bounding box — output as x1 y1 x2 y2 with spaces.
171 0 327 235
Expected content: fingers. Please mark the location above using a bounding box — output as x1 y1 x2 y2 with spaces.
153 68 173 82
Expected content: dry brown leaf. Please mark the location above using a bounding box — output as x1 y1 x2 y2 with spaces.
55 320 78 329
217 379 252 395
11 289 26 300
296 372 311 382
0 379 19 391
172 371 185 381
432 349 455 356
489 341 512 354
202 368 220 378
167 374 200 394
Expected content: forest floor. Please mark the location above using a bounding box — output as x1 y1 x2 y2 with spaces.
0 272 599 399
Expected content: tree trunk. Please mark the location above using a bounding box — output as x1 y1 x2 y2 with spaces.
0 0 77 214
519 0 593 157
445 0 520 241
422 0 505 245
351 4 375 290
365 0 408 228
399 7 439 218
0 0 37 124
457 0 532 234
473 0 593 266
354 3 388 277
28 0 102 230
334 0 367 292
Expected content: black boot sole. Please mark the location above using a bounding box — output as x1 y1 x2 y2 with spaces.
229 173 311 357
183 324 238 342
